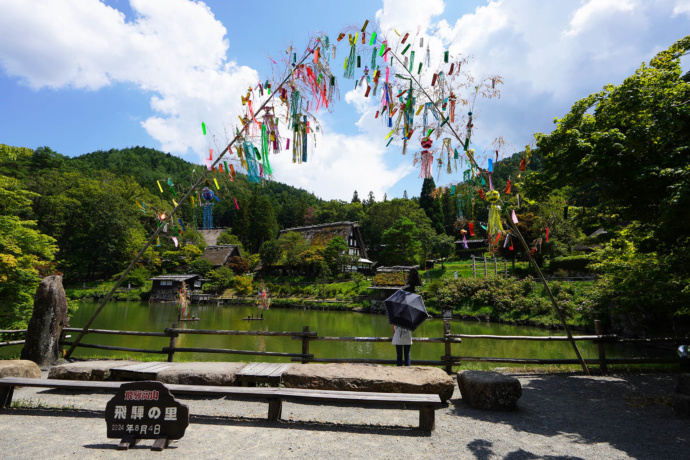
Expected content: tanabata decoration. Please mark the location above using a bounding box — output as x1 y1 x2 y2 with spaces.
419 137 434 179
461 229 469 249
486 189 503 240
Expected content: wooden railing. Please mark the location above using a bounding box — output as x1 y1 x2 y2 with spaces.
0 329 27 348
58 321 689 373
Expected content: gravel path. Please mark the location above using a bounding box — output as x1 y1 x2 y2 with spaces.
0 371 686 459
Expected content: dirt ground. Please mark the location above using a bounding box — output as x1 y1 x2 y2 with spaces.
0 371 686 459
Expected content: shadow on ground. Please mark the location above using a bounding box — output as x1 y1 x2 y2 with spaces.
450 373 685 459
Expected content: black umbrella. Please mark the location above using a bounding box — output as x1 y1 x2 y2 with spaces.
384 289 430 332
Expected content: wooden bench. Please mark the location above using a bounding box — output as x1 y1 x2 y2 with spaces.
235 363 293 386
0 377 446 431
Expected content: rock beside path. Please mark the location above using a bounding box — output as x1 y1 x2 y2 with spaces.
48 360 138 381
157 362 246 386
457 370 522 411
20 275 68 365
0 360 41 379
283 363 455 401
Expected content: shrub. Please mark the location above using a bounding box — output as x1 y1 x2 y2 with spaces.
549 255 591 273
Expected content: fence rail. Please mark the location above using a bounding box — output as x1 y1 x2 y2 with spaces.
0 329 27 348
57 320 689 373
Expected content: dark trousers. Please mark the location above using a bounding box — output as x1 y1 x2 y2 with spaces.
396 345 411 366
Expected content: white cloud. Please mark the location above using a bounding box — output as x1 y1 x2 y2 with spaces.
564 0 635 37
0 0 257 157
673 0 690 16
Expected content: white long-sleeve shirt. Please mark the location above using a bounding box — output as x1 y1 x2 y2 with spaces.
392 326 412 345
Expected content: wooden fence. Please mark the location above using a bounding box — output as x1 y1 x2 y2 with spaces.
58 321 688 373
0 329 26 348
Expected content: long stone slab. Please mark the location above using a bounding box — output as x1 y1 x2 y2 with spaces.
48 360 139 381
282 363 455 401
0 360 41 379
156 362 246 386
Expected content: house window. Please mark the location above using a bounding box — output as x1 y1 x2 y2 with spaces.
194 281 201 288
160 280 172 286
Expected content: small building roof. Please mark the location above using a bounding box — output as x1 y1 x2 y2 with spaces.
199 245 241 267
150 274 199 281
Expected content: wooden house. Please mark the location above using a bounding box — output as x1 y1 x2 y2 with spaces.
279 221 371 273
199 245 242 268
150 274 207 301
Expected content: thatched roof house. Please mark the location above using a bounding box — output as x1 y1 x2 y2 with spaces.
279 221 368 259
199 245 242 268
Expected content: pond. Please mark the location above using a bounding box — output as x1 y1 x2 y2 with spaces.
1 301 665 365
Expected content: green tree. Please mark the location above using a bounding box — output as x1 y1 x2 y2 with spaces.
188 258 213 277
279 231 310 268
0 145 58 328
361 199 435 261
259 239 282 272
419 178 444 233
351 190 361 203
322 236 348 274
248 194 278 253
380 217 422 265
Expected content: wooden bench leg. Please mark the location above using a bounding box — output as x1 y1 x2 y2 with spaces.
0 386 14 408
267 399 282 421
152 437 170 451
419 405 435 432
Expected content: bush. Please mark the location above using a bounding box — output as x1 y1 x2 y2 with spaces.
549 255 591 273
125 267 150 287
232 276 254 295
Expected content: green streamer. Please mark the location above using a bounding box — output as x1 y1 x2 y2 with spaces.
401 44 411 55
409 50 415 72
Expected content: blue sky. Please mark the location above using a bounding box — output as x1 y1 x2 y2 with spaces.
1 0 688 201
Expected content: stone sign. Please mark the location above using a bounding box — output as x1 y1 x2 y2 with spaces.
105 381 189 450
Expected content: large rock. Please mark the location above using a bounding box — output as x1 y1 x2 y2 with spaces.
0 360 41 379
457 370 522 411
48 360 138 381
282 363 455 401
156 362 246 386
21 275 68 366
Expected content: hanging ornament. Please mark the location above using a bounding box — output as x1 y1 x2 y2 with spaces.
420 137 433 179
486 189 503 240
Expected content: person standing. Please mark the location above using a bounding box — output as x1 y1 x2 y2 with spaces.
392 325 412 366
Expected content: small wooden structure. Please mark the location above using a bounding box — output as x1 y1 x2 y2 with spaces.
150 275 206 302
235 363 293 386
454 238 488 259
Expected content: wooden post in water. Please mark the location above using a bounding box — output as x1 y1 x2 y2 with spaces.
443 321 452 375
167 322 178 363
595 320 607 372
301 326 310 364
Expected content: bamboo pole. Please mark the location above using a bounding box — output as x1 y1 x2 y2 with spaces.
65 42 319 358
383 41 591 375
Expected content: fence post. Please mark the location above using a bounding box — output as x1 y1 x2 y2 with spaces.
167 322 178 363
301 326 310 364
504 259 507 278
443 321 452 375
483 257 488 277
594 320 607 373
472 256 476 278
494 257 498 276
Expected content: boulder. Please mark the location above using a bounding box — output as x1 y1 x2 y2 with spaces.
0 360 42 379
282 363 455 401
21 275 69 365
156 362 246 386
48 360 138 381
457 370 522 411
